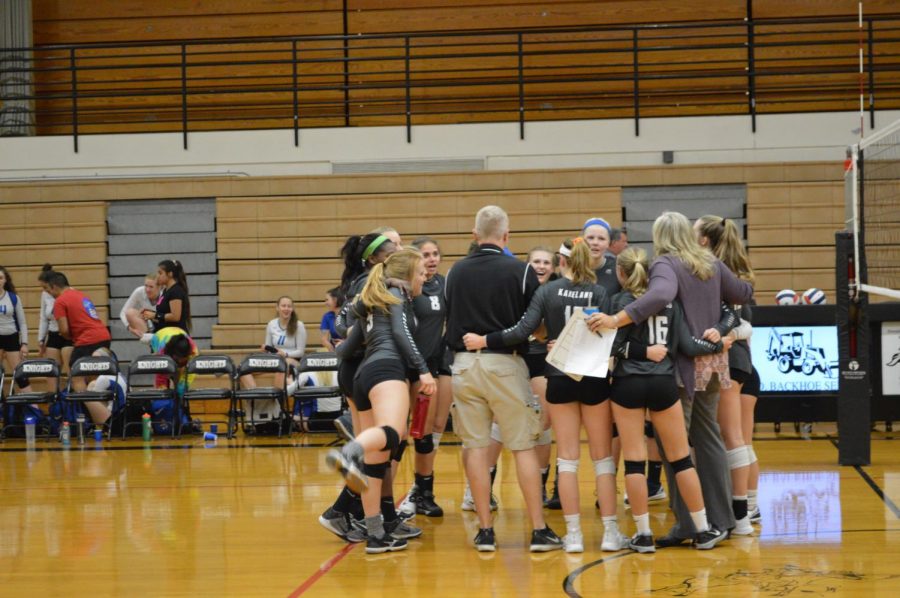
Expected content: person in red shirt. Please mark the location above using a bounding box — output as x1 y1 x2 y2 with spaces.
46 271 112 392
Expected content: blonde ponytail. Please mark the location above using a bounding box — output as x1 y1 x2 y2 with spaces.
617 247 649 297
696 215 755 284
567 238 597 285
359 249 423 313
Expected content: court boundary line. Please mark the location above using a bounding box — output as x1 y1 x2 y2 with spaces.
852 465 900 519
828 436 900 519
286 542 358 598
561 552 634 598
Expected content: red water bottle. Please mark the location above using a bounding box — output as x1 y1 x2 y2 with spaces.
409 394 431 439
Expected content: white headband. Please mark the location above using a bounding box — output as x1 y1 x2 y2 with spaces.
558 243 571 258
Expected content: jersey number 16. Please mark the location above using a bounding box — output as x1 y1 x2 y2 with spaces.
647 315 669 345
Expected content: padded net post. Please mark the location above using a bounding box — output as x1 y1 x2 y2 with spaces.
835 231 871 466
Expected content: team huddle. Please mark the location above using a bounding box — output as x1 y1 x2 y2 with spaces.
321 205 761 555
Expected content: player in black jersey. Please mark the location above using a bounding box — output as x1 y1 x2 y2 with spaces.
464 239 630 553
523 247 556 506
696 215 758 532
319 231 398 543
328 249 436 554
582 217 621 295
609 247 735 552
398 237 450 518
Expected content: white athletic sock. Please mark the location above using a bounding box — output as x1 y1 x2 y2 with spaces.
748 489 758 511
689 509 710 533
432 432 443 449
601 515 618 531
633 512 651 536
564 513 581 535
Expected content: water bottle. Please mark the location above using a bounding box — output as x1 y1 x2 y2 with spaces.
60 421 71 446
94 427 103 442
142 413 152 441
24 416 36 446
76 413 86 445
409 394 431 439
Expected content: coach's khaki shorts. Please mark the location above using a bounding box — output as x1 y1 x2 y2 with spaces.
450 351 541 451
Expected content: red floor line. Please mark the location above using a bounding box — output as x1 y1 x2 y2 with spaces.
287 541 359 598
286 493 409 596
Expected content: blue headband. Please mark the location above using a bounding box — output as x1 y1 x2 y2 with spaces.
582 217 611 234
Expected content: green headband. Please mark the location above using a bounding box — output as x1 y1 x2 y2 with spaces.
361 234 389 262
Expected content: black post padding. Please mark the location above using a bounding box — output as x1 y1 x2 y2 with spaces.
835 231 871 466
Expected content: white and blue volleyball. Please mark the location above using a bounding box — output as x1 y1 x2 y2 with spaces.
802 288 826 305
776 289 799 305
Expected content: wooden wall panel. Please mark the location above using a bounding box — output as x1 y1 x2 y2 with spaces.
213 187 622 349
0 164 860 361
746 182 844 304
33 1 343 44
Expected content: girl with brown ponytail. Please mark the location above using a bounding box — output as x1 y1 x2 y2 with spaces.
695 215 759 534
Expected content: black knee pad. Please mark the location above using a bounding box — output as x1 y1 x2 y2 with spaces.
612 423 619 439
644 421 655 439
14 375 30 389
363 461 389 480
414 434 434 455
671 455 694 474
624 460 646 476
381 425 400 452
392 438 408 462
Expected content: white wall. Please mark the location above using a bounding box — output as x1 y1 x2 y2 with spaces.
2 110 898 181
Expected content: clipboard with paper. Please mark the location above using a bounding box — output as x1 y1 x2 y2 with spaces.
545 306 616 381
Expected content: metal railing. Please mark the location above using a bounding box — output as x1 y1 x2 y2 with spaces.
1 14 899 152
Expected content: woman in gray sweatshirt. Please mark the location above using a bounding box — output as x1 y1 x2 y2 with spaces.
589 211 753 549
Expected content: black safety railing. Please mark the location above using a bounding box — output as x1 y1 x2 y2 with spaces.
1 14 899 152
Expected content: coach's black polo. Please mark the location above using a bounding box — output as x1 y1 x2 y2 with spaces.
445 243 540 354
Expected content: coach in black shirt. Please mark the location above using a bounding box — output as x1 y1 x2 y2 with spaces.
445 205 562 553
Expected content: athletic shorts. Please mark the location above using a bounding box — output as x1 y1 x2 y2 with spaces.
46 331 74 350
524 351 547 379
69 340 112 369
611 374 679 412
426 354 451 377
352 359 408 412
729 367 752 386
338 357 362 399
0 333 20 352
741 367 761 398
546 374 609 406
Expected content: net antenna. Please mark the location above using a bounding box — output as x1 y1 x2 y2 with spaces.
849 116 900 302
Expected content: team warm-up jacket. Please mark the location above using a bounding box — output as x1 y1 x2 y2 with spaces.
484 277 611 377
412 274 447 362
611 291 734 377
0 290 28 345
336 286 429 376
445 244 540 354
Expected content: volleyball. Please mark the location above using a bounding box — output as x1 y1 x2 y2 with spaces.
776 289 799 305
802 288 826 304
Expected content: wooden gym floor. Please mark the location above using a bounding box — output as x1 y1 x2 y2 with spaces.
2 425 900 597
